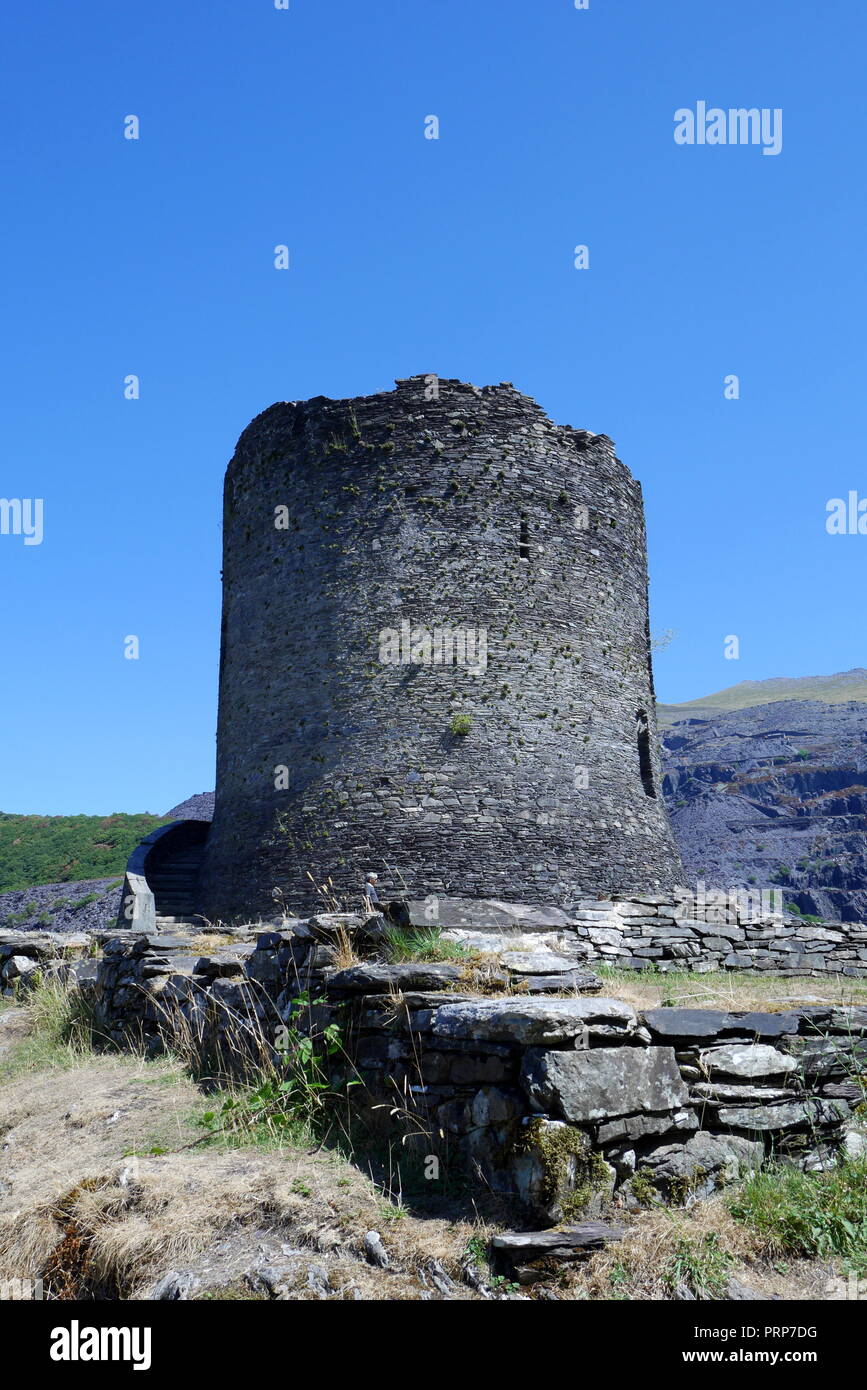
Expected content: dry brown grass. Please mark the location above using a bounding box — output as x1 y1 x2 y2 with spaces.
597 966 867 1014
329 918 360 971
574 1196 843 1302
185 932 245 953
13 1148 468 1298
0 1010 489 1301
580 1196 760 1299
0 1049 201 1283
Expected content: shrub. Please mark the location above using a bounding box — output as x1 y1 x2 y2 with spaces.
449 713 472 736
0 812 169 892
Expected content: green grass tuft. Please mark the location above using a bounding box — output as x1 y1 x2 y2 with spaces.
662 1231 733 1298
382 925 471 963
0 975 100 1077
730 1157 867 1274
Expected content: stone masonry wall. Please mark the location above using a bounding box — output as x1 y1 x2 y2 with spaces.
424 894 867 978
200 376 682 919
89 915 867 1229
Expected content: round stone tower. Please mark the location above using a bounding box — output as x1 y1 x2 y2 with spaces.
200 376 683 918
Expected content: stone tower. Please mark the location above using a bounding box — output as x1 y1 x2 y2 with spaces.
199 376 682 918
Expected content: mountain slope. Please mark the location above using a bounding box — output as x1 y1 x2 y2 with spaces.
662 699 867 923
657 668 867 728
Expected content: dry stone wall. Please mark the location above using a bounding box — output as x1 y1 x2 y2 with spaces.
572 897 867 976
0 930 96 997
410 894 867 978
87 915 867 1226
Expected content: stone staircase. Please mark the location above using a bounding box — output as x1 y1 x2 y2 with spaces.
148 841 206 932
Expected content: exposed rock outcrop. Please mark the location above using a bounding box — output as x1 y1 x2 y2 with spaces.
663 698 867 923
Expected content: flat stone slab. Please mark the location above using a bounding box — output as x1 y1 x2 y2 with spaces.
524 972 601 994
431 996 636 1045
491 1224 624 1260
193 956 246 979
794 1006 867 1034
442 929 587 958
691 1082 798 1104
500 951 582 974
596 1107 698 1146
642 1008 800 1043
141 955 201 977
699 1044 799 1080
326 963 464 994
363 991 477 1011
129 935 195 954
0 931 92 958
714 1098 850 1131
522 1045 688 1122
407 898 574 933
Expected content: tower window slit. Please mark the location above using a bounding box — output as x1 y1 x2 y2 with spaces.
636 710 656 797
519 516 530 561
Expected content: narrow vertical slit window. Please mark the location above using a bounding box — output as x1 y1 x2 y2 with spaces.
519 515 530 561
636 710 656 797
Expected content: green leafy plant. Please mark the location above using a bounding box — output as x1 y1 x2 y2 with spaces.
449 713 472 736
196 992 358 1145
662 1232 733 1298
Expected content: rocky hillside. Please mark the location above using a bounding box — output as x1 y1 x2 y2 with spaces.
657 668 867 728
164 792 214 821
0 877 124 936
662 699 867 923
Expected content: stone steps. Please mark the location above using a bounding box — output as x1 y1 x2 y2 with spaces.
154 915 202 931
147 840 205 922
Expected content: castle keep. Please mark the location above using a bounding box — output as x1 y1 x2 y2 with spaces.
199 376 682 918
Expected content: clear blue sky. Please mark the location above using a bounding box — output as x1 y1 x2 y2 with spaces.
2 0 865 814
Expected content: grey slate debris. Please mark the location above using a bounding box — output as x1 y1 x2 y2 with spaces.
663 697 867 924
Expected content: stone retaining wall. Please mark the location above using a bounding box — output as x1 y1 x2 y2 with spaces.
0 930 96 996
412 895 867 978
88 916 867 1225
577 896 867 976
